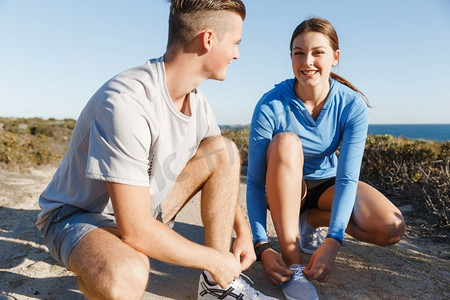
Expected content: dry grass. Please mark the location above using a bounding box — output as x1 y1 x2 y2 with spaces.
1 119 447 239
0 117 75 169
222 128 449 239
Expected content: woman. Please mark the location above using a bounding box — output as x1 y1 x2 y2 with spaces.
246 17 405 300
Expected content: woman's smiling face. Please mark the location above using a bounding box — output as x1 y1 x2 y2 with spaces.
291 31 340 89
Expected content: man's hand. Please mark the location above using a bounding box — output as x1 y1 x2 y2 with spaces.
232 202 256 270
260 248 295 285
303 237 340 282
210 251 243 288
232 234 256 271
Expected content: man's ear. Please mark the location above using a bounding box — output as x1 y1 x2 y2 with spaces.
201 29 215 52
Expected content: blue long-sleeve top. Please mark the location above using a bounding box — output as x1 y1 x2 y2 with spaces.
246 78 368 245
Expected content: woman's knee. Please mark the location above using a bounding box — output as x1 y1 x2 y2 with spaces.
353 183 406 246
267 132 303 163
367 210 405 246
383 211 405 245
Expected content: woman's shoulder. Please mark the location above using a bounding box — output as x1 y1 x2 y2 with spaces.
257 78 295 106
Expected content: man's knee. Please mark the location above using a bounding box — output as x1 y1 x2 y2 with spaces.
111 255 150 298
78 252 150 300
69 228 150 299
197 135 240 171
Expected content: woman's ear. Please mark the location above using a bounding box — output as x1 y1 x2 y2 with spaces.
332 49 340 66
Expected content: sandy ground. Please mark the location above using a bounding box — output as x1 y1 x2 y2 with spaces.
0 165 449 300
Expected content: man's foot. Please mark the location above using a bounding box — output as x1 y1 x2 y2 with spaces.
299 210 325 254
281 265 318 300
198 271 277 299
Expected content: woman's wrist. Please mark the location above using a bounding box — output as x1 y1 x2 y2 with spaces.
254 242 272 261
325 237 342 251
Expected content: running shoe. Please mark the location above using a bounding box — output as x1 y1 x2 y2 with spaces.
198 271 277 299
281 264 318 300
299 210 325 254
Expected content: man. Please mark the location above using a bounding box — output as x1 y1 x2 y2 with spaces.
36 1 275 299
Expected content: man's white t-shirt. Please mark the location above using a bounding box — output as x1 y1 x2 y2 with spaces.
36 56 220 230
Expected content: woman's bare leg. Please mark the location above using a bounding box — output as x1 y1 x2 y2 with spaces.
310 182 405 245
266 132 305 265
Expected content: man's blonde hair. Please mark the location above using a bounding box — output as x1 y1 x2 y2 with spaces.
167 0 246 50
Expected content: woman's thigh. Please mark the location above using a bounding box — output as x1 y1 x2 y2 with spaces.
317 181 405 244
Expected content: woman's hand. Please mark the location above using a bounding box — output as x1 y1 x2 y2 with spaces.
260 248 295 285
303 238 340 282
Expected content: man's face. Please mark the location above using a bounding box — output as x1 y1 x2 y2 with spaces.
206 12 243 81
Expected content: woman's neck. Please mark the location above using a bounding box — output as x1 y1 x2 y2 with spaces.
295 79 331 120
295 79 330 105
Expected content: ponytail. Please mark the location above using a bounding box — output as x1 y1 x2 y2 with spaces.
330 72 370 107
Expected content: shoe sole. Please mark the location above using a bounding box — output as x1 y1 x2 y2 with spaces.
284 295 319 300
282 287 319 300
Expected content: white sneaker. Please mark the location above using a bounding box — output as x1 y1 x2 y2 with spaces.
198 272 277 299
281 265 318 300
299 210 325 254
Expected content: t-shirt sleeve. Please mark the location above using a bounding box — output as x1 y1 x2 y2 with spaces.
246 102 275 244
327 97 368 244
86 91 152 186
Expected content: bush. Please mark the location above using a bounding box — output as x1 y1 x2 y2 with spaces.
1 118 448 237
222 129 449 236
0 117 72 168
0 131 54 166
221 128 250 166
361 135 449 235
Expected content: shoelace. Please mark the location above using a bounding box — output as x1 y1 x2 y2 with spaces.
291 266 306 282
312 227 325 244
232 273 261 297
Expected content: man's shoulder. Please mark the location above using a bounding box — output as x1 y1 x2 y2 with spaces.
114 56 164 82
100 57 165 98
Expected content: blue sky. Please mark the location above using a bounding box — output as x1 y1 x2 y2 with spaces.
1 0 449 125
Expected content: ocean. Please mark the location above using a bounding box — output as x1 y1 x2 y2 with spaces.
368 124 450 142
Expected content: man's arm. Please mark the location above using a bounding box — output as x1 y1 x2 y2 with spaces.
107 182 241 288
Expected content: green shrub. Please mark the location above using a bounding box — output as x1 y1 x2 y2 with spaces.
221 128 250 166
1 118 448 237
361 135 449 233
222 129 449 236
0 131 54 166
0 117 72 167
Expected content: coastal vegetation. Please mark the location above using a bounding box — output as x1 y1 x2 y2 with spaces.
222 128 450 239
1 118 448 239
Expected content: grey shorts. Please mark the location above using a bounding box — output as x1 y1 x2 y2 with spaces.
41 205 117 268
41 204 168 269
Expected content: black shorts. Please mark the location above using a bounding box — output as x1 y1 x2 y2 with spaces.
301 177 336 213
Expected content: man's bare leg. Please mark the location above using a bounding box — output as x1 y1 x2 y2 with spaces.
67 136 240 299
68 227 150 300
162 135 241 252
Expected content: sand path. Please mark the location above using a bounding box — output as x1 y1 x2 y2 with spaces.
0 166 448 299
